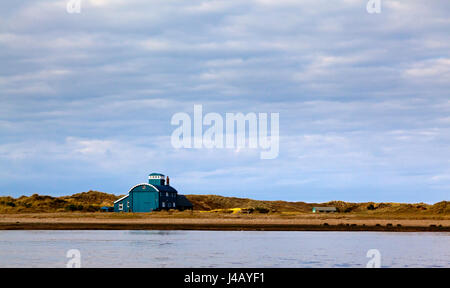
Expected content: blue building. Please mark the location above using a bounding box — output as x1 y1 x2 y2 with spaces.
114 173 193 212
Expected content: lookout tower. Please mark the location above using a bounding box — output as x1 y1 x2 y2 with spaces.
148 173 165 185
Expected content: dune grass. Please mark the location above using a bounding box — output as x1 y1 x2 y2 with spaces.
0 191 448 220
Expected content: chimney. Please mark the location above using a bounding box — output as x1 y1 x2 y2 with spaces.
166 176 170 186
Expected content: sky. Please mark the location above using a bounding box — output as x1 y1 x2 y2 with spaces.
0 0 449 203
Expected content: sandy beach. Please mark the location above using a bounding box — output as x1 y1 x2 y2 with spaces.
1 213 448 231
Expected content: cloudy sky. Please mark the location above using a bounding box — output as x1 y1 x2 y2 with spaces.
1 0 449 203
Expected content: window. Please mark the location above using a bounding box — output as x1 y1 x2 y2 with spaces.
166 192 169 197
162 202 165 208
150 175 164 179
127 201 129 208
119 203 123 210
173 202 176 207
168 202 172 208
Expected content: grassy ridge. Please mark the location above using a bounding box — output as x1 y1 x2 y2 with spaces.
186 194 450 216
0 191 449 215
0 191 117 213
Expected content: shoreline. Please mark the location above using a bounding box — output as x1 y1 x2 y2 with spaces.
0 216 449 232
0 223 449 232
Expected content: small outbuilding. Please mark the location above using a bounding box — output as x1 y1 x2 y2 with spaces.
312 207 337 213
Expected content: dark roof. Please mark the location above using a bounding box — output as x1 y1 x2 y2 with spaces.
154 184 178 193
176 195 193 207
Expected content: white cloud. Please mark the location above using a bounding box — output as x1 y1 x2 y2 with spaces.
184 1 234 13
404 58 450 81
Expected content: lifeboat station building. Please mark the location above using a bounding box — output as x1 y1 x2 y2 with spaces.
114 173 192 212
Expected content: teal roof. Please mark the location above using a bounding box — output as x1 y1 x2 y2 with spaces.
127 183 177 194
113 194 129 204
149 173 165 176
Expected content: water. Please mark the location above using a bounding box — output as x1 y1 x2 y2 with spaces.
0 230 448 267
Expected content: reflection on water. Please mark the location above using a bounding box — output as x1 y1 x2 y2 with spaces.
0 230 448 267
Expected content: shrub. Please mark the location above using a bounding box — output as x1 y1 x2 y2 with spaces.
254 207 270 214
21 203 32 208
65 204 83 211
85 205 98 212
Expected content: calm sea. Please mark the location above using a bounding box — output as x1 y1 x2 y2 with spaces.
0 230 448 268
